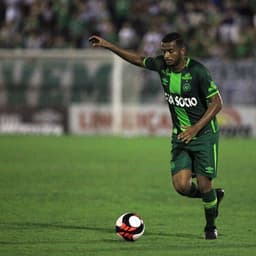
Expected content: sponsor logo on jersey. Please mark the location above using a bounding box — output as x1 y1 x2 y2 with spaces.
182 73 192 80
183 83 191 92
165 93 198 108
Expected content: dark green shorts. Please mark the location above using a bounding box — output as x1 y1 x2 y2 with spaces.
170 132 219 178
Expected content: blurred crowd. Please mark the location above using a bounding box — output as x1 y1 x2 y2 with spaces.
0 0 255 58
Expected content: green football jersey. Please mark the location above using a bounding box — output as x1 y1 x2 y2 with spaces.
143 56 219 136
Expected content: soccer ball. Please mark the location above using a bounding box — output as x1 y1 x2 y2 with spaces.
115 212 145 241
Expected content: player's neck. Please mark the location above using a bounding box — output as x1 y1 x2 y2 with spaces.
172 57 187 73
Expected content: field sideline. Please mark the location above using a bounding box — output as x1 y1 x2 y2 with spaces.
0 135 255 256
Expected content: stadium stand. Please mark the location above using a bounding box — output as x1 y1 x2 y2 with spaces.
0 0 255 109
0 0 255 58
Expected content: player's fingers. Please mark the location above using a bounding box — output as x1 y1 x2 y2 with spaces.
88 36 100 45
182 136 189 144
179 134 187 142
178 131 188 139
88 36 95 42
178 126 190 139
88 35 98 40
181 133 192 144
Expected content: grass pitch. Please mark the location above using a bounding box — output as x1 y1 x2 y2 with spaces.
0 135 256 256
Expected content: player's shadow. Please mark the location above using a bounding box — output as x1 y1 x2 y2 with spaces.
0 222 113 233
0 222 200 240
147 231 201 239
0 222 115 245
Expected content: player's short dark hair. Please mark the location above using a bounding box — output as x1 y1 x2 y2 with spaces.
161 32 185 48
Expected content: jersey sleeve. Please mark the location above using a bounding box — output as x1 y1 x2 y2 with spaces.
197 65 219 99
143 55 165 72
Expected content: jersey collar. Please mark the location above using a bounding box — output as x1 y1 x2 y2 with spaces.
185 57 190 67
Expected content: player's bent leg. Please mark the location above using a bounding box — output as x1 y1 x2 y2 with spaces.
172 169 192 195
172 169 200 198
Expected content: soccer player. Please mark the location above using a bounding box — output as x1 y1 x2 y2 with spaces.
89 32 224 239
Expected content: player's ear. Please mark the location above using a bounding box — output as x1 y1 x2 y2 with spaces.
180 46 186 56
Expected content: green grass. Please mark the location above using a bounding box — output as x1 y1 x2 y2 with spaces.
0 135 255 256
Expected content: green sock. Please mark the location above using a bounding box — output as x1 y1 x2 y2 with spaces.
188 182 201 198
202 189 217 228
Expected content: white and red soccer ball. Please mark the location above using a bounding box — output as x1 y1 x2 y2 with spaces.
115 212 145 241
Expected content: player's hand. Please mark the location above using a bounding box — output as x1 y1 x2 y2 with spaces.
178 125 199 144
88 35 110 48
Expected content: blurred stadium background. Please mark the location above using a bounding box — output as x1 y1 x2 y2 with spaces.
1 2 256 255
0 0 255 137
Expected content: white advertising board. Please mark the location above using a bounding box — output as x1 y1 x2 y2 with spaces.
69 104 256 137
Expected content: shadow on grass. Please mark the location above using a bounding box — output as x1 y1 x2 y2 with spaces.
2 222 256 250
0 222 197 239
0 221 113 233
0 221 200 245
0 222 114 245
147 231 200 239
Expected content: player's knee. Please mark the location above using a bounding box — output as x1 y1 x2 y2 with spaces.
173 180 191 196
175 188 188 197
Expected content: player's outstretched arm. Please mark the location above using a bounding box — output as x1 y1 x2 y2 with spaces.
88 35 145 67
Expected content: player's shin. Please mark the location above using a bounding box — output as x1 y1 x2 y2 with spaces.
201 189 217 228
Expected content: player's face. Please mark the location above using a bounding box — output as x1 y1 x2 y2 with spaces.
161 41 185 67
